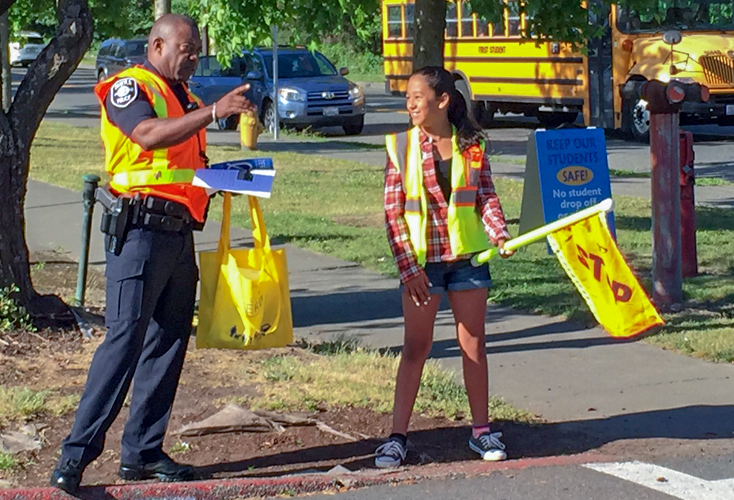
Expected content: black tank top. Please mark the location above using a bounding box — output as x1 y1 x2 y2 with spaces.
435 158 452 201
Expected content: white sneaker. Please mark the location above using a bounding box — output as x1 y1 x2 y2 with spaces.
374 438 407 468
469 431 507 461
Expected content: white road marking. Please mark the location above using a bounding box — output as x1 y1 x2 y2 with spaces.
584 461 734 500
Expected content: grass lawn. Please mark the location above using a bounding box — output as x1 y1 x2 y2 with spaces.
29 122 734 364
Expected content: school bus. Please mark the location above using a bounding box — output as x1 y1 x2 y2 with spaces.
382 0 734 141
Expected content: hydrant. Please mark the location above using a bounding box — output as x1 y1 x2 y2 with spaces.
240 111 260 151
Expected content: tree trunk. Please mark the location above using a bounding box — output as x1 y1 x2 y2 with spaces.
0 0 93 321
413 0 446 70
0 11 10 112
154 0 171 20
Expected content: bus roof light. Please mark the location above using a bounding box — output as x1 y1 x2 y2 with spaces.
621 39 633 52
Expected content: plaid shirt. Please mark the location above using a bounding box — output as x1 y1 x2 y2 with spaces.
384 131 511 283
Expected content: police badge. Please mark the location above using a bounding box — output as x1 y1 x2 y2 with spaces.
110 78 138 108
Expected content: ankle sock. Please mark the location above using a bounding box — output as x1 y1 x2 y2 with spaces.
389 433 408 448
472 424 490 439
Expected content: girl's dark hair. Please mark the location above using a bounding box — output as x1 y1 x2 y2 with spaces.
412 66 488 152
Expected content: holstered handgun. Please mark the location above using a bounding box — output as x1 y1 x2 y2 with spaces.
96 186 131 255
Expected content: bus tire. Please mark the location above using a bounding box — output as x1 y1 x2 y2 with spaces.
473 101 495 128
624 96 650 142
538 111 578 128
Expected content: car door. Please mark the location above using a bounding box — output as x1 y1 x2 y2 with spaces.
243 53 266 112
188 56 246 105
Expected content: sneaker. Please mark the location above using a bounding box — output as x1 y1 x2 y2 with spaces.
374 437 407 468
469 431 507 461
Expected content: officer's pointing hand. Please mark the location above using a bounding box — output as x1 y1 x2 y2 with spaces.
214 83 257 119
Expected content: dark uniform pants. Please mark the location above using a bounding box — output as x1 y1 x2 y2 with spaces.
60 226 198 467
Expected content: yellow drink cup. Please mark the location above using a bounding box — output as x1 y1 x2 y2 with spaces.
240 112 260 150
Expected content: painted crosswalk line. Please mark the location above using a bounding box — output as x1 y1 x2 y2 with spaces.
584 461 734 500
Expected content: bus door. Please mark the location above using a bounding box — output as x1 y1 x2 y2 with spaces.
587 3 614 128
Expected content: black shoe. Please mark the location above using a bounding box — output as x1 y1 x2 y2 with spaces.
118 455 195 482
49 458 83 495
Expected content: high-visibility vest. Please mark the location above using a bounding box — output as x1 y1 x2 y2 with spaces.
385 127 489 265
94 65 210 222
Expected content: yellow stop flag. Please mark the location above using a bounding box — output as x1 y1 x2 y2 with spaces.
547 213 664 338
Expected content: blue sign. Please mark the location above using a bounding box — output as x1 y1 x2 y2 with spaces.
519 128 615 238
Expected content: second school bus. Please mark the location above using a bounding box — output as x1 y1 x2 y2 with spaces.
382 0 734 141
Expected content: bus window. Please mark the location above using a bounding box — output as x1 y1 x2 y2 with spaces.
617 0 734 33
477 17 490 37
492 8 506 36
461 2 475 37
387 5 403 38
508 1 521 36
446 2 459 38
405 4 415 39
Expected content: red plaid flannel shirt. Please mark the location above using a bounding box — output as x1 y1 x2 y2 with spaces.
384 132 511 283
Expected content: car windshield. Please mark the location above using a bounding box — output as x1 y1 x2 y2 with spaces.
617 0 734 33
126 41 146 56
23 36 43 45
261 52 337 78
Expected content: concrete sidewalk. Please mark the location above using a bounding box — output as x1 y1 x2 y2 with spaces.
26 178 734 449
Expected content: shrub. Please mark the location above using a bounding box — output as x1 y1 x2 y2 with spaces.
0 285 34 333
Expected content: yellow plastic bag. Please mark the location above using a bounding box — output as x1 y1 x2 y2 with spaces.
196 193 293 349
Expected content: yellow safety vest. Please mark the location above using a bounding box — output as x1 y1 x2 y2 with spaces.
385 127 490 266
95 65 210 221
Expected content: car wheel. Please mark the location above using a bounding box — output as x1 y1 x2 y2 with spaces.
624 96 650 142
262 100 277 133
217 115 238 131
342 116 365 135
97 70 107 83
21 61 29 68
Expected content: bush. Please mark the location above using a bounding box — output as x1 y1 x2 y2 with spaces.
317 41 383 77
0 285 33 333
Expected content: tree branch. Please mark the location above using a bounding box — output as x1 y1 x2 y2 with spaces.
9 0 93 149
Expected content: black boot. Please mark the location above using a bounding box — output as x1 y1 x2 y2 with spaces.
49 458 83 495
118 454 195 482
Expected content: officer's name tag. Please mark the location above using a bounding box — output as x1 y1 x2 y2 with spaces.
111 78 138 108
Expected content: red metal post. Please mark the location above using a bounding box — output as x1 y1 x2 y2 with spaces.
679 130 697 278
649 112 683 306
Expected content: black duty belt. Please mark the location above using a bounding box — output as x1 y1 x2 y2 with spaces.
96 186 202 255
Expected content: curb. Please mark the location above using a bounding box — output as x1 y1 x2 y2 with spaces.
0 453 614 500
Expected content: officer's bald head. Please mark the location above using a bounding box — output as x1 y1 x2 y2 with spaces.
147 14 201 82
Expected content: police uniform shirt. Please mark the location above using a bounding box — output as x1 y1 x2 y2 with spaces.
105 60 196 138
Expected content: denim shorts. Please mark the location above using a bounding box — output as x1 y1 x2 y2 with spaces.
401 258 492 294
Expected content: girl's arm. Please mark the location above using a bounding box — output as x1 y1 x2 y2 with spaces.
384 154 422 283
477 152 512 245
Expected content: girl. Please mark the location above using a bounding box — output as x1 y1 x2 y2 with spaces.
377 66 513 468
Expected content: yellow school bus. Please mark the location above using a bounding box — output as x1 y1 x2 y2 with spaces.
382 0 734 140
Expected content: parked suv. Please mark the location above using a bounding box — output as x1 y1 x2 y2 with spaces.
95 38 147 82
189 47 366 135
9 31 44 67
252 47 366 135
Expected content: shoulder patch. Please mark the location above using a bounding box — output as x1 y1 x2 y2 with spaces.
110 78 139 108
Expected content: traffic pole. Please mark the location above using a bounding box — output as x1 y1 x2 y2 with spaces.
649 110 682 306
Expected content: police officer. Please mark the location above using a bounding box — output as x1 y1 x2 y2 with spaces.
50 14 255 494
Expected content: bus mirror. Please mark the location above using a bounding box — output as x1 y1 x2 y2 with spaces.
662 30 682 46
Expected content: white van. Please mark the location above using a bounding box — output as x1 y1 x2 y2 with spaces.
9 31 44 67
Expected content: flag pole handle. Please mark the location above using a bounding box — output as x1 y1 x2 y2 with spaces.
471 198 615 266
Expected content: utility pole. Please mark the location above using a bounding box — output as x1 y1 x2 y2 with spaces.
0 11 10 112
154 0 171 21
